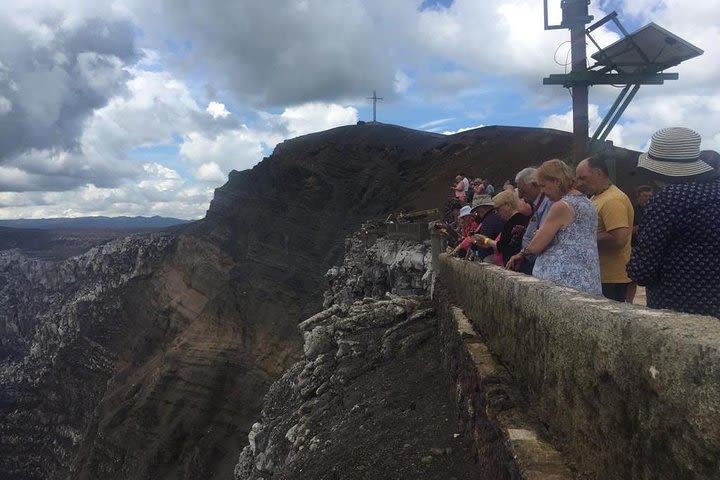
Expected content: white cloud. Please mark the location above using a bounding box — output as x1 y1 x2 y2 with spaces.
138 48 161 68
0 96 12 114
81 69 201 159
412 1 567 88
206 101 230 119
442 124 485 135
621 92 720 150
540 104 625 146
394 70 413 94
138 163 183 192
128 0 397 105
181 102 358 181
0 166 213 220
542 90 720 152
194 162 225 183
179 128 264 178
12 15 56 49
75 52 126 93
0 166 35 191
279 102 358 138
0 1 139 162
2 0 720 221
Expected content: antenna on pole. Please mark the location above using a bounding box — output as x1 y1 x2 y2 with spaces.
542 0 702 164
366 90 383 123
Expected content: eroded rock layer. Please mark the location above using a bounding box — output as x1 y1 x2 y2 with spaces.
0 231 298 480
0 235 174 478
323 226 431 308
234 294 443 479
232 227 488 479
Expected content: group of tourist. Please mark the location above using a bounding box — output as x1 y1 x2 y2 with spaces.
439 127 720 318
451 175 497 203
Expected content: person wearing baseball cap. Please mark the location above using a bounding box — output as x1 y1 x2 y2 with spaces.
627 127 720 317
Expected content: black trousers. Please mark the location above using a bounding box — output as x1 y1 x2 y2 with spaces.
602 282 630 302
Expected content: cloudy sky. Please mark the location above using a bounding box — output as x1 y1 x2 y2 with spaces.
0 0 717 219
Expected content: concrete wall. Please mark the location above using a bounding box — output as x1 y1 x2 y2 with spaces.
437 301 575 480
435 253 720 480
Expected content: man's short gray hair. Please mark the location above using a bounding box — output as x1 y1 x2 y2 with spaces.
515 167 537 185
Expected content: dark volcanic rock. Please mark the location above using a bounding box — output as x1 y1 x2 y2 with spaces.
0 234 174 478
0 231 295 480
233 232 480 479
234 294 443 480
0 123 646 480
322 227 431 308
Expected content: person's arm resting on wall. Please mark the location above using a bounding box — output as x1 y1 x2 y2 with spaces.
505 201 572 270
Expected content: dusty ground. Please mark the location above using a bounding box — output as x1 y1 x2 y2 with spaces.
278 337 484 480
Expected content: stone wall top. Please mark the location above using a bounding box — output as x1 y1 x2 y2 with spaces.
436 253 720 480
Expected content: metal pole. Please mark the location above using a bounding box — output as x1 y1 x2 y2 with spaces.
596 84 640 143
590 85 631 144
565 0 590 162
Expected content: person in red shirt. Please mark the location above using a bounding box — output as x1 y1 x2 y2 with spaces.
449 205 479 258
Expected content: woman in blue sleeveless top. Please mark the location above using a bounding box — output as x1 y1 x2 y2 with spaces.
506 159 602 296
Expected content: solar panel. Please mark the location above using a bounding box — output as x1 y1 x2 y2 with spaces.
590 22 704 74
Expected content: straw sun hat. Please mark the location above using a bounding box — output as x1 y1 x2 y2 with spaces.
637 127 713 177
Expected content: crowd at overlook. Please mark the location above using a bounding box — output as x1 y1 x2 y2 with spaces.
436 127 720 319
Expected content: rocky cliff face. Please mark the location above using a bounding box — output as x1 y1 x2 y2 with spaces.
0 234 174 478
233 230 457 479
1 123 628 479
322 225 431 308
0 230 300 480
234 294 441 480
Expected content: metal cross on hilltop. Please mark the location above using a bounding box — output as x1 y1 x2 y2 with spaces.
366 90 383 123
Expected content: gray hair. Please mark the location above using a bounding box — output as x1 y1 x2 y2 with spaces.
515 167 537 185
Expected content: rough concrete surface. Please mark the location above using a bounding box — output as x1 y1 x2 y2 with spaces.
436 302 575 480
436 254 720 480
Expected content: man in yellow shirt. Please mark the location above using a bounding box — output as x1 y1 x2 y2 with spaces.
576 154 634 301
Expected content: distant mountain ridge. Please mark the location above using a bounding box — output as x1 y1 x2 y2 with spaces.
0 215 191 230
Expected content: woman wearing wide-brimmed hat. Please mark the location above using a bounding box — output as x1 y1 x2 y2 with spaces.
627 127 720 318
